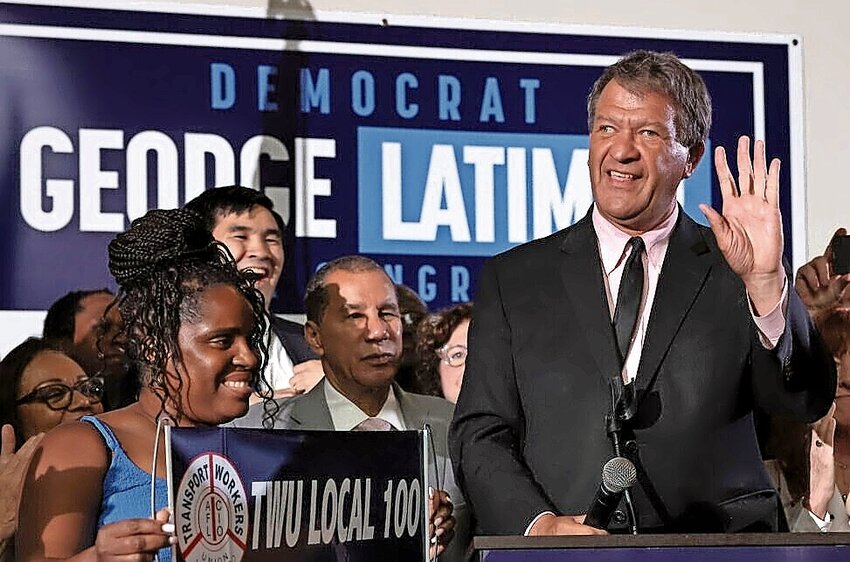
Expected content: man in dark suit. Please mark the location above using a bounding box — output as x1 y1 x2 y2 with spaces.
449 50 836 535
235 255 469 561
185 186 321 401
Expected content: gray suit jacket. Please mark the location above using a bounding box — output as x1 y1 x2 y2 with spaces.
235 382 470 561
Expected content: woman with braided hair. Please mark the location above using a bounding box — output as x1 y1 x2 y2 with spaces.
17 209 272 562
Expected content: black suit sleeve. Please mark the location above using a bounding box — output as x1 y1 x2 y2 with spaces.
271 316 318 364
750 278 836 423
449 258 556 535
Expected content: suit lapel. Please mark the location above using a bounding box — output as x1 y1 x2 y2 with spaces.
286 383 334 429
636 213 714 396
395 383 428 430
558 213 622 383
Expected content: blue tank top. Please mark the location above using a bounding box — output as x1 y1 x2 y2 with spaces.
82 415 171 562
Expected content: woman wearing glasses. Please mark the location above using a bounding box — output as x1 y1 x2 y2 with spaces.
16 209 271 562
414 303 473 404
0 338 103 562
2 338 104 444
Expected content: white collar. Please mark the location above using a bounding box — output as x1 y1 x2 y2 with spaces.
323 379 406 431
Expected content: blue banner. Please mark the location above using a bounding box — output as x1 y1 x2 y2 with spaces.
168 427 427 562
0 2 803 354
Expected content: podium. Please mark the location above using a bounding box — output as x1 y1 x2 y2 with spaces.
473 533 850 561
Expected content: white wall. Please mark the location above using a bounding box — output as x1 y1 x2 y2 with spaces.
141 0 848 261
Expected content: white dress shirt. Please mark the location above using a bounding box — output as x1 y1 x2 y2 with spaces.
323 379 407 431
264 328 295 391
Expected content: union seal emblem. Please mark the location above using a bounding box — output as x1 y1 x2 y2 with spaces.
176 453 249 562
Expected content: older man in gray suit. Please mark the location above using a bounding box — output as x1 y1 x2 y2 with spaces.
235 255 468 561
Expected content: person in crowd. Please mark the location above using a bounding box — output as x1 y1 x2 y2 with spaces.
0 338 95 562
765 228 850 531
394 283 429 392
16 209 271 562
414 304 473 404
450 50 835 536
43 289 137 410
235 255 467 561
185 185 322 401
0 337 104 444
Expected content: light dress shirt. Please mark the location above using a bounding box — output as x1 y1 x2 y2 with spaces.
323 378 407 431
264 327 295 391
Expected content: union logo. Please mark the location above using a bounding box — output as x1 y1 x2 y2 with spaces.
176 453 249 562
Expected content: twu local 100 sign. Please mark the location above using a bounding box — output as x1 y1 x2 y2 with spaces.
168 427 430 561
0 3 801 326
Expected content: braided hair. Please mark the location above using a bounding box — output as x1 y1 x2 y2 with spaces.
107 208 273 421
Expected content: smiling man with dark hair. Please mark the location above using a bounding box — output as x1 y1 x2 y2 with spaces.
185 186 323 401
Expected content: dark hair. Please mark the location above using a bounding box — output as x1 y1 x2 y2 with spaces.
184 185 285 234
587 50 712 152
43 288 113 342
412 303 473 398
107 208 273 423
0 337 66 446
304 256 389 324
815 308 850 357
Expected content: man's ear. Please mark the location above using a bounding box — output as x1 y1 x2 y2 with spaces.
304 320 324 356
683 141 706 179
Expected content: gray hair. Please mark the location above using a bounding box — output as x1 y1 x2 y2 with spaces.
586 50 712 151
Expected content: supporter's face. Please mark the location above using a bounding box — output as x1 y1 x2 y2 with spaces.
16 351 103 440
73 292 125 378
169 284 259 426
306 270 402 396
438 319 470 404
834 348 850 428
211 207 283 310
588 80 701 234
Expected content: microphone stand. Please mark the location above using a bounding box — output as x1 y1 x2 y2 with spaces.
607 380 639 535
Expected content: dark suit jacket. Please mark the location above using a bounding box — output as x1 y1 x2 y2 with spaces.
270 315 317 364
235 382 471 561
449 210 836 534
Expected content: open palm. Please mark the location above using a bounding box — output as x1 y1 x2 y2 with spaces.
700 136 784 312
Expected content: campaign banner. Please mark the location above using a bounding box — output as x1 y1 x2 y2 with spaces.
167 426 429 562
0 1 803 354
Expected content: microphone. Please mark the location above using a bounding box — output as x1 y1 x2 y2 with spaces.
584 456 638 530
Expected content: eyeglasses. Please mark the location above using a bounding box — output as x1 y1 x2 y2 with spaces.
16 376 105 410
437 344 468 368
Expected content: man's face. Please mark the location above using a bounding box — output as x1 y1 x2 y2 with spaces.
305 269 402 398
72 292 124 378
211 206 283 310
588 80 703 234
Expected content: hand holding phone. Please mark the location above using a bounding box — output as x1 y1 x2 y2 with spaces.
794 228 850 314
832 235 850 275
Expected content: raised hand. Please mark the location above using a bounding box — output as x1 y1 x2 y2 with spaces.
93 508 174 562
0 425 43 542
795 228 850 316
806 404 837 519
699 136 784 315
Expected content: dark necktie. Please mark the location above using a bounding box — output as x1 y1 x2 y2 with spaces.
613 236 645 367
